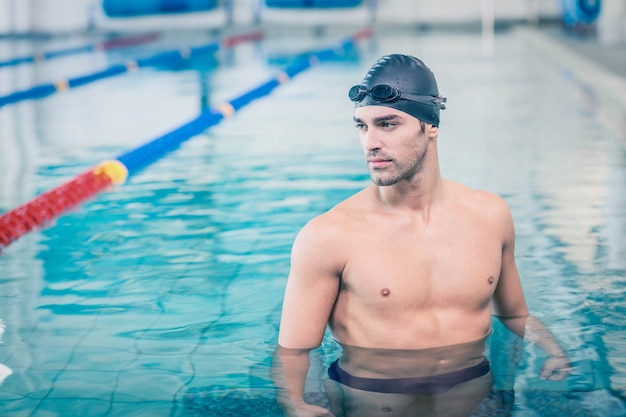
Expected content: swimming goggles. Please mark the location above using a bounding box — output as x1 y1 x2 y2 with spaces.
348 84 446 109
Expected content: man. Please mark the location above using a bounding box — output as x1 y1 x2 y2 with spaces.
273 54 571 417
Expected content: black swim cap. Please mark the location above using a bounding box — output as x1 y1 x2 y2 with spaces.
349 54 446 127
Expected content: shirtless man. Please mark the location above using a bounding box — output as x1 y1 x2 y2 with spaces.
272 54 571 417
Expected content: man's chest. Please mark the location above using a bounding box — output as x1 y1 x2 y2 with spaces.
340 222 503 305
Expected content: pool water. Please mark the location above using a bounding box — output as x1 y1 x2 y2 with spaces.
1 25 625 416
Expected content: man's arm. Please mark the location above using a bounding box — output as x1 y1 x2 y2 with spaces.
272 215 343 415
495 315 571 380
491 197 529 320
278 215 343 349
492 197 571 380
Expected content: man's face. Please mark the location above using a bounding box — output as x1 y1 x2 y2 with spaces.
353 105 432 187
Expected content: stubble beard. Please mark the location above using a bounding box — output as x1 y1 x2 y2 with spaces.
369 145 428 187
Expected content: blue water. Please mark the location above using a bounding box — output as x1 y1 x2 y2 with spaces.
1 25 625 416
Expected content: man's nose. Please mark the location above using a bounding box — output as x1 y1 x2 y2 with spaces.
363 128 383 151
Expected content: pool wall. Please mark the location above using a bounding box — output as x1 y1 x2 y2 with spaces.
0 0 563 35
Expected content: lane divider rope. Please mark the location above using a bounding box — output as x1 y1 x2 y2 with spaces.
0 29 265 109
0 32 160 69
0 27 373 250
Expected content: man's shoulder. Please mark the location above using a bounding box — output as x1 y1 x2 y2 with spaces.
313 199 362 228
446 179 508 204
291 195 365 262
300 189 370 234
445 179 512 219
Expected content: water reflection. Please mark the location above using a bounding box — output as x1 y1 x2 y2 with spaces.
0 319 12 387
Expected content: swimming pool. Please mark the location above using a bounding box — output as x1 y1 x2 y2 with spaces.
1 24 625 416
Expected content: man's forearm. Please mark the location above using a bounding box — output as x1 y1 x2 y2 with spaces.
523 315 567 358
496 314 567 358
271 346 312 408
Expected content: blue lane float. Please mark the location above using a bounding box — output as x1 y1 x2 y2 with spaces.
0 30 264 109
117 27 372 176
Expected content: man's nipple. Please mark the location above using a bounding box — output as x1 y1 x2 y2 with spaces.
381 288 391 297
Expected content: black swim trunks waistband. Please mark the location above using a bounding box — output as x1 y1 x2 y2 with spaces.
327 358 490 394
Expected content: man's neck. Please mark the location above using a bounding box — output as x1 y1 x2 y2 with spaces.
375 170 444 222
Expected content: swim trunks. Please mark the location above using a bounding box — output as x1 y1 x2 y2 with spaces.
327 358 490 394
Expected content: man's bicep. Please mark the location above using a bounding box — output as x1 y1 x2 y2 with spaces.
492 246 528 318
278 221 342 349
492 201 529 318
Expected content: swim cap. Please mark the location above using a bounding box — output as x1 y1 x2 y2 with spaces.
349 54 446 127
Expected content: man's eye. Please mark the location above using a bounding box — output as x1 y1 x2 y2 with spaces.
355 123 366 130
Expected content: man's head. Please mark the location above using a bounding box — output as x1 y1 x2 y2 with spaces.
348 54 446 127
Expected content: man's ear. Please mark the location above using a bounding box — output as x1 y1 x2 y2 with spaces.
427 124 439 139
